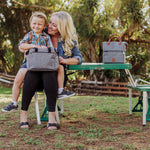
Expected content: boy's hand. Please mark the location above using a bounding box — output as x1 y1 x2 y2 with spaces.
34 45 47 48
40 45 47 48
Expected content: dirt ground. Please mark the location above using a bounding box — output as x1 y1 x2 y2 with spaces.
0 96 150 150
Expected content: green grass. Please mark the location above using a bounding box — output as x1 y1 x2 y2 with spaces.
0 85 148 150
0 86 12 94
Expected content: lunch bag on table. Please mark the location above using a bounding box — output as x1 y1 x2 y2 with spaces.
102 34 128 64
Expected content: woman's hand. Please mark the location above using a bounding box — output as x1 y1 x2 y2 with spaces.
59 56 79 65
59 56 67 64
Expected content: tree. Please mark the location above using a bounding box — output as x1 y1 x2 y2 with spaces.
0 0 62 74
0 0 150 81
69 0 150 80
71 0 112 63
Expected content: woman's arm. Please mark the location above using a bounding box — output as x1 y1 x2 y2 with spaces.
71 46 83 65
59 56 79 65
57 41 83 65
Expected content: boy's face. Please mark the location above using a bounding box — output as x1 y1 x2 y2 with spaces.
30 16 46 35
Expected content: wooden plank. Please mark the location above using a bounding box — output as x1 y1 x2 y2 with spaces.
77 88 140 97
0 76 15 82
0 79 13 84
0 73 15 78
80 85 128 90
81 80 128 86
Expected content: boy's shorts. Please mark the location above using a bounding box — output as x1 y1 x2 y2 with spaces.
20 62 65 69
20 62 27 68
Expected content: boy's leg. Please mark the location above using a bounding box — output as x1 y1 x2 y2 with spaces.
57 65 75 99
12 68 28 103
2 68 27 112
57 65 64 93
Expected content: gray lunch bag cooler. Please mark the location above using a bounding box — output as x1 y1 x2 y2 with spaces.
26 47 59 71
102 34 128 64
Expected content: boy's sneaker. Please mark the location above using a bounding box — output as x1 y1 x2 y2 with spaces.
1 102 18 112
57 89 75 99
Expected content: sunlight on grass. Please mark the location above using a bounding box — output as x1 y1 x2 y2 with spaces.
103 136 120 142
0 86 147 150
53 141 66 149
121 143 136 150
64 96 137 115
0 132 7 137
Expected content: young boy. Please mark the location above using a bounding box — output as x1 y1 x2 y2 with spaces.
2 11 74 112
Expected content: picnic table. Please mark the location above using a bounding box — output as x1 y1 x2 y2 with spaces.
40 63 135 122
35 62 150 126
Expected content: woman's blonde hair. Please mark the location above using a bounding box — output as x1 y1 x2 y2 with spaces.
52 11 78 56
30 11 47 26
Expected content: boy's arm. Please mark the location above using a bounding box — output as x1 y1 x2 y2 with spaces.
18 31 34 52
19 44 47 52
18 43 35 52
19 43 47 53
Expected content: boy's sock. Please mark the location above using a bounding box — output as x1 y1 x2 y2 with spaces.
58 88 63 94
12 100 18 106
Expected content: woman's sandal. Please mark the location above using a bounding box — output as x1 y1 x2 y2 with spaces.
19 122 30 129
47 123 60 130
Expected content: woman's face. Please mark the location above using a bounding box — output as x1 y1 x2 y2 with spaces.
48 15 59 36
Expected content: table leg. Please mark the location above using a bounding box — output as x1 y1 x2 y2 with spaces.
143 91 147 126
125 69 136 87
129 88 132 115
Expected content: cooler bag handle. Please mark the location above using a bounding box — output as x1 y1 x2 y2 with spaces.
48 47 59 55
34 47 52 53
107 34 122 45
26 47 59 55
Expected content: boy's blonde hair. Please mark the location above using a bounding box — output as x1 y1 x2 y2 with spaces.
51 11 78 56
30 11 47 26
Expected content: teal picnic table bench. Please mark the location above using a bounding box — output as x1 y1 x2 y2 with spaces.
128 85 150 126
40 63 134 123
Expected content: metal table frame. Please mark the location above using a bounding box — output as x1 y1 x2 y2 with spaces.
128 85 150 126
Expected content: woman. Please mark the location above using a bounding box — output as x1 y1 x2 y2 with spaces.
19 11 83 129
46 11 82 99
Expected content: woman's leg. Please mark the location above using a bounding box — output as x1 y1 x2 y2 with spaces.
20 110 28 128
42 71 58 129
20 71 41 127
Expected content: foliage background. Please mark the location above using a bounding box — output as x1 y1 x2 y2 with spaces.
0 0 150 81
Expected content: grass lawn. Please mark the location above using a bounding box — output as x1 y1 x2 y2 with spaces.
0 86 150 150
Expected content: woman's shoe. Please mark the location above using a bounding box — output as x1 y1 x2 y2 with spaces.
19 122 30 129
47 123 60 130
